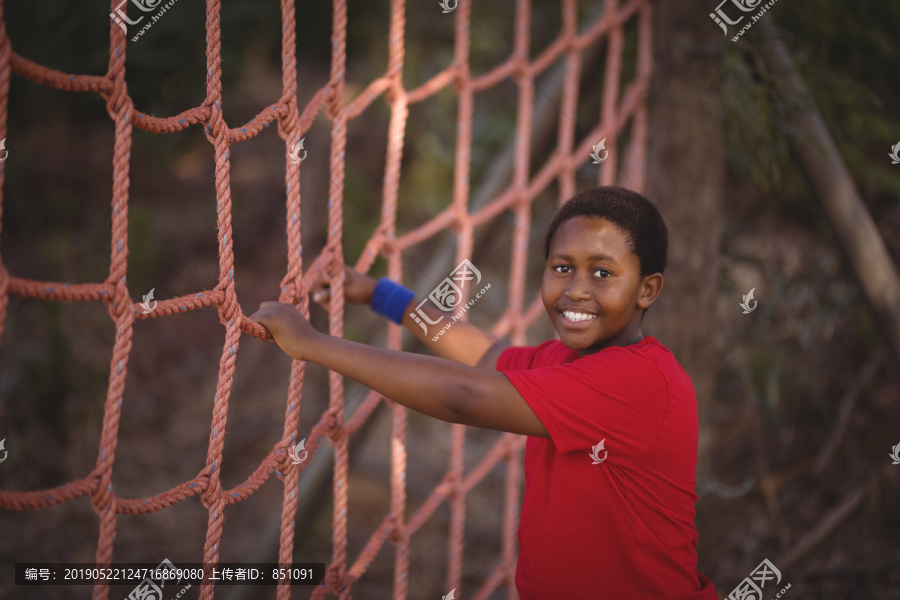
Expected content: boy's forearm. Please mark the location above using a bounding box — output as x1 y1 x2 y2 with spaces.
302 329 484 423
399 297 502 366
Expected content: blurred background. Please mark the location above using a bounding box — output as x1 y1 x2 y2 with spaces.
0 0 898 598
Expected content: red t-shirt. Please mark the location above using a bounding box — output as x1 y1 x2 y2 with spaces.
496 336 718 600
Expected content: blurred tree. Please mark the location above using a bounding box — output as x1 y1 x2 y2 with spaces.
645 0 725 479
756 18 900 372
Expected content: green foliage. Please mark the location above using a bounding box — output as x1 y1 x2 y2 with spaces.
723 0 900 202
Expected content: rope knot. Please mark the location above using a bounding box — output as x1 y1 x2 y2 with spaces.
187 476 210 498
0 263 9 295
199 486 220 510
324 85 343 121
321 407 343 439
322 250 340 280
203 99 226 143
442 472 463 500
102 278 132 320
101 78 132 123
323 563 347 594
277 97 299 134
89 478 115 516
219 285 242 325
387 513 405 544
276 279 303 307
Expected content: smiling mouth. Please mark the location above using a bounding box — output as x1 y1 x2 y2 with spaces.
559 310 598 325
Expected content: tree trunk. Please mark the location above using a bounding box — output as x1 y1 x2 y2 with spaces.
645 1 725 480
756 18 900 373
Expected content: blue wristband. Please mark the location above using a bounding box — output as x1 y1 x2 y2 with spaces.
370 277 415 324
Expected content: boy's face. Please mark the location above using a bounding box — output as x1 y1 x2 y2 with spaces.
541 216 661 356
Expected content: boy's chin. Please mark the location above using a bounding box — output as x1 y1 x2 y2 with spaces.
557 330 609 351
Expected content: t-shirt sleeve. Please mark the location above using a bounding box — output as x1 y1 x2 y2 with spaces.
495 340 567 371
495 345 540 371
499 347 671 463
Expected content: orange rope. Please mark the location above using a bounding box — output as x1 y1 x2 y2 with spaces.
0 0 653 598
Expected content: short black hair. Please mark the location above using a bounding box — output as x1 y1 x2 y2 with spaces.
544 185 668 281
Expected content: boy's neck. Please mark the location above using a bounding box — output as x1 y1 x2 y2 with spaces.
578 328 645 358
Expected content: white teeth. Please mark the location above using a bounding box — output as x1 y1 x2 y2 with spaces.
563 310 597 322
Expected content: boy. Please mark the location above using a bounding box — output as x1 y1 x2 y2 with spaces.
249 186 718 599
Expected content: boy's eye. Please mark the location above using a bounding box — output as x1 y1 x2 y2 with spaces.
553 265 611 278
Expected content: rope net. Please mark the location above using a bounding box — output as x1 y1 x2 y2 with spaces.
0 0 652 598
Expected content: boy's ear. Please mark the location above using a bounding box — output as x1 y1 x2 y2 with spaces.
637 273 663 310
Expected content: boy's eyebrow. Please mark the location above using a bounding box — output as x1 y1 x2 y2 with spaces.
552 252 619 264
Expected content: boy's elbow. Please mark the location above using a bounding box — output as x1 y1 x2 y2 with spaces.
444 380 476 426
445 375 494 427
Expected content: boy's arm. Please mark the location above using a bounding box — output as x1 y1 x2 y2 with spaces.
250 301 546 437
399 297 509 368
315 266 507 367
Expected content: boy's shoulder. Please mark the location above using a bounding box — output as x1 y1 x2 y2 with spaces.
497 339 577 370
599 336 685 375
576 337 694 400
622 337 693 390
532 339 580 366
576 337 688 385
501 336 685 375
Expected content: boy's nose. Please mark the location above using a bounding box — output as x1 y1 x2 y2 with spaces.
564 281 591 300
